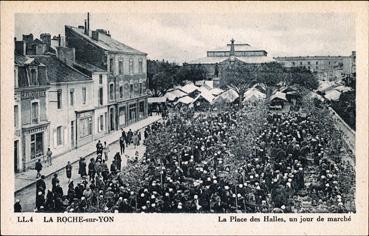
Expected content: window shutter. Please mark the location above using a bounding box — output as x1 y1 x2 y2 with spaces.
53 129 57 148
64 127 67 146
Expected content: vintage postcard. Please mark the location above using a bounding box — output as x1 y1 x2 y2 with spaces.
1 1 368 235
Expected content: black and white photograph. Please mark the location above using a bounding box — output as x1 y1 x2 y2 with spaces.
1 1 368 236
12 11 357 214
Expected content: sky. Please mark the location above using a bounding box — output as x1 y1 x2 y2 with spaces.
15 13 355 64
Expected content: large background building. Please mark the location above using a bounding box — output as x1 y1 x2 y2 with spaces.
187 39 275 80
274 51 356 81
65 15 148 132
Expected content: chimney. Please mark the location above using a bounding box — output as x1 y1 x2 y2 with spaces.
58 34 61 47
230 38 235 56
15 40 26 55
84 20 87 35
87 12 90 34
57 47 75 67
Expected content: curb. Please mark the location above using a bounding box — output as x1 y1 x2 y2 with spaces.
14 117 161 194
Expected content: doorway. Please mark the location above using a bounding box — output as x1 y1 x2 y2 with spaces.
14 140 18 172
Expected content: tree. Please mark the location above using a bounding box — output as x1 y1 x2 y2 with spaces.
285 67 319 90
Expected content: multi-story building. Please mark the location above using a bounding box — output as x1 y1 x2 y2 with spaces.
14 52 50 172
30 47 95 157
274 51 356 81
73 61 109 140
187 39 275 79
65 15 148 132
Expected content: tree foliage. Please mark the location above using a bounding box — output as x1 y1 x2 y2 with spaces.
147 60 207 96
331 91 356 130
284 67 319 90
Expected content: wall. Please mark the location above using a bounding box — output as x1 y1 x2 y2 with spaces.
65 26 107 70
47 81 94 156
92 73 108 139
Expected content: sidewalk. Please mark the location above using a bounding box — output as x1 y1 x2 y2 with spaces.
15 115 162 193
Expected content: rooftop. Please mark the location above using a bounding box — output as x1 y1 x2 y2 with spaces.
209 43 266 53
30 55 92 83
187 56 274 64
74 61 106 73
66 25 147 55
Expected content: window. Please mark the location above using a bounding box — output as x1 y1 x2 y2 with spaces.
82 87 87 104
139 101 144 113
31 102 39 124
300 62 303 65
119 107 126 126
30 68 38 86
292 62 295 66
109 83 114 100
14 69 18 88
308 61 311 65
120 85 123 98
14 105 19 128
99 87 103 105
57 126 63 146
57 89 62 109
110 57 114 73
99 74 103 84
129 58 133 74
31 133 43 159
139 83 143 95
119 60 123 74
316 61 319 65
99 115 104 132
80 117 92 138
130 84 133 98
70 89 74 106
138 59 143 73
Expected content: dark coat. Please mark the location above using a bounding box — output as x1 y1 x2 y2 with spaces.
66 164 72 179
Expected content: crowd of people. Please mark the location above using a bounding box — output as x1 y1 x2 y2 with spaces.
16 98 355 213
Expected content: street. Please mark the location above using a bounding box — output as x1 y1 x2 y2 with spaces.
15 128 148 212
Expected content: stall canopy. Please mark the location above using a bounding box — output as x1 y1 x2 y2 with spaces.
243 88 266 102
148 97 167 104
212 89 239 104
269 91 288 102
175 96 194 105
179 83 200 94
193 90 215 104
210 88 225 96
324 89 341 101
165 89 187 101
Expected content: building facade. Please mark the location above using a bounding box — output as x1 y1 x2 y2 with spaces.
31 51 95 157
14 53 50 172
187 39 275 79
65 19 148 132
274 51 356 81
73 62 109 140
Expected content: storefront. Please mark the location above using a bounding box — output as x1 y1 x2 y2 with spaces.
22 122 49 170
118 105 127 128
128 103 137 124
76 110 94 147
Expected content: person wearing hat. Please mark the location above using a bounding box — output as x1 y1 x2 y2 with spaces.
36 175 46 197
35 159 43 178
14 199 22 212
65 161 72 183
36 191 45 211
